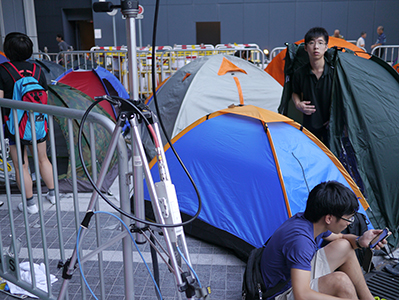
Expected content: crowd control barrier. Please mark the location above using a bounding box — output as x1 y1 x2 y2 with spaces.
55 46 266 99
0 98 133 299
371 45 399 65
31 52 52 61
268 47 286 64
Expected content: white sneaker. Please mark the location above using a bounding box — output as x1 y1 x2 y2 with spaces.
46 193 56 204
18 203 39 214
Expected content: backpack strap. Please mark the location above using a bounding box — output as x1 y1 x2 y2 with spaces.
1 62 22 82
31 63 41 81
1 62 40 82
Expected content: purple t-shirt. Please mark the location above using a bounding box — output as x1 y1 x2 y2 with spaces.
260 212 331 298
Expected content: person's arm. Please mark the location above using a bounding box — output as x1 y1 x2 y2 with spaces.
371 37 383 49
0 90 4 98
291 268 352 300
292 92 316 115
323 230 388 249
371 43 381 49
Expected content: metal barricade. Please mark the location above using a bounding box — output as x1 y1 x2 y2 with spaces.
54 45 266 99
136 46 173 98
215 43 259 49
31 52 52 61
371 45 399 65
174 44 214 50
268 46 286 63
57 49 129 91
160 47 266 80
215 43 264 66
0 98 133 299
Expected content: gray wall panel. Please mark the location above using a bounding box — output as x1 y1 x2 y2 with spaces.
347 1 375 49
25 0 399 54
167 5 194 45
295 2 323 42
3 0 25 34
219 4 244 44
193 4 219 21
243 3 270 47
321 1 350 39
372 0 399 44
269 3 296 50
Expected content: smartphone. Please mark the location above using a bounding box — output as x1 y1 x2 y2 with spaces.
369 228 390 248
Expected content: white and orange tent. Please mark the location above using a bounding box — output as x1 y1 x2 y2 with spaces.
145 54 283 144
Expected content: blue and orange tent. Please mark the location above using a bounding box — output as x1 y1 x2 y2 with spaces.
144 105 371 260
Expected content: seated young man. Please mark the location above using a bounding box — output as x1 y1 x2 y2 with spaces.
261 181 388 300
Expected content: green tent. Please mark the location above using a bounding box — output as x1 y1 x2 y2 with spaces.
48 83 117 192
279 45 399 246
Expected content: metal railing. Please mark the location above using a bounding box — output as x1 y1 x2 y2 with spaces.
0 98 132 299
54 47 266 99
371 45 399 65
30 52 52 61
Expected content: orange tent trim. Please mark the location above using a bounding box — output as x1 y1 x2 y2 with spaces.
218 57 247 76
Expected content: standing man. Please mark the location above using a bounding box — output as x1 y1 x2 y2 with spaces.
260 181 389 300
371 26 386 58
356 31 367 48
291 27 333 147
56 34 70 52
56 34 71 66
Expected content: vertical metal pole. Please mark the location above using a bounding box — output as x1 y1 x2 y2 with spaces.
112 15 117 47
125 13 139 101
122 1 146 246
117 120 136 300
132 120 146 244
138 19 143 48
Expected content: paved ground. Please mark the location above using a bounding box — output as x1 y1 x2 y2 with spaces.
0 180 245 300
0 180 398 300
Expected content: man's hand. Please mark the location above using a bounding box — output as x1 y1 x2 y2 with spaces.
358 229 390 249
292 93 316 115
295 101 316 115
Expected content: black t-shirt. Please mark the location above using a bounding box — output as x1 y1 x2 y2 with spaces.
0 60 48 120
292 61 334 134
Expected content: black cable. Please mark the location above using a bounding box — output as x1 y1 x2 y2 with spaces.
150 0 202 222
77 96 199 228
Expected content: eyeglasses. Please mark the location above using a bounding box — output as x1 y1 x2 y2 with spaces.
307 40 327 47
340 215 355 223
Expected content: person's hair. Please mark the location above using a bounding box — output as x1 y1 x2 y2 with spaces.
304 27 329 45
361 31 366 36
304 181 359 223
3 32 33 61
56 34 64 40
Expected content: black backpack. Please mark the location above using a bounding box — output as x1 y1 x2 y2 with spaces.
242 245 289 300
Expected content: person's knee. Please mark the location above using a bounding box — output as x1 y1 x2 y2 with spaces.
332 271 356 297
328 238 353 253
320 271 356 298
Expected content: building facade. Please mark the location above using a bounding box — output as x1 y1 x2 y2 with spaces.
1 0 398 54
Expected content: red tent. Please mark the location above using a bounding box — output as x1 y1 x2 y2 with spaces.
55 69 119 121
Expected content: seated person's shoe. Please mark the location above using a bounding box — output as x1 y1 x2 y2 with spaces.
18 203 39 214
46 193 56 204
